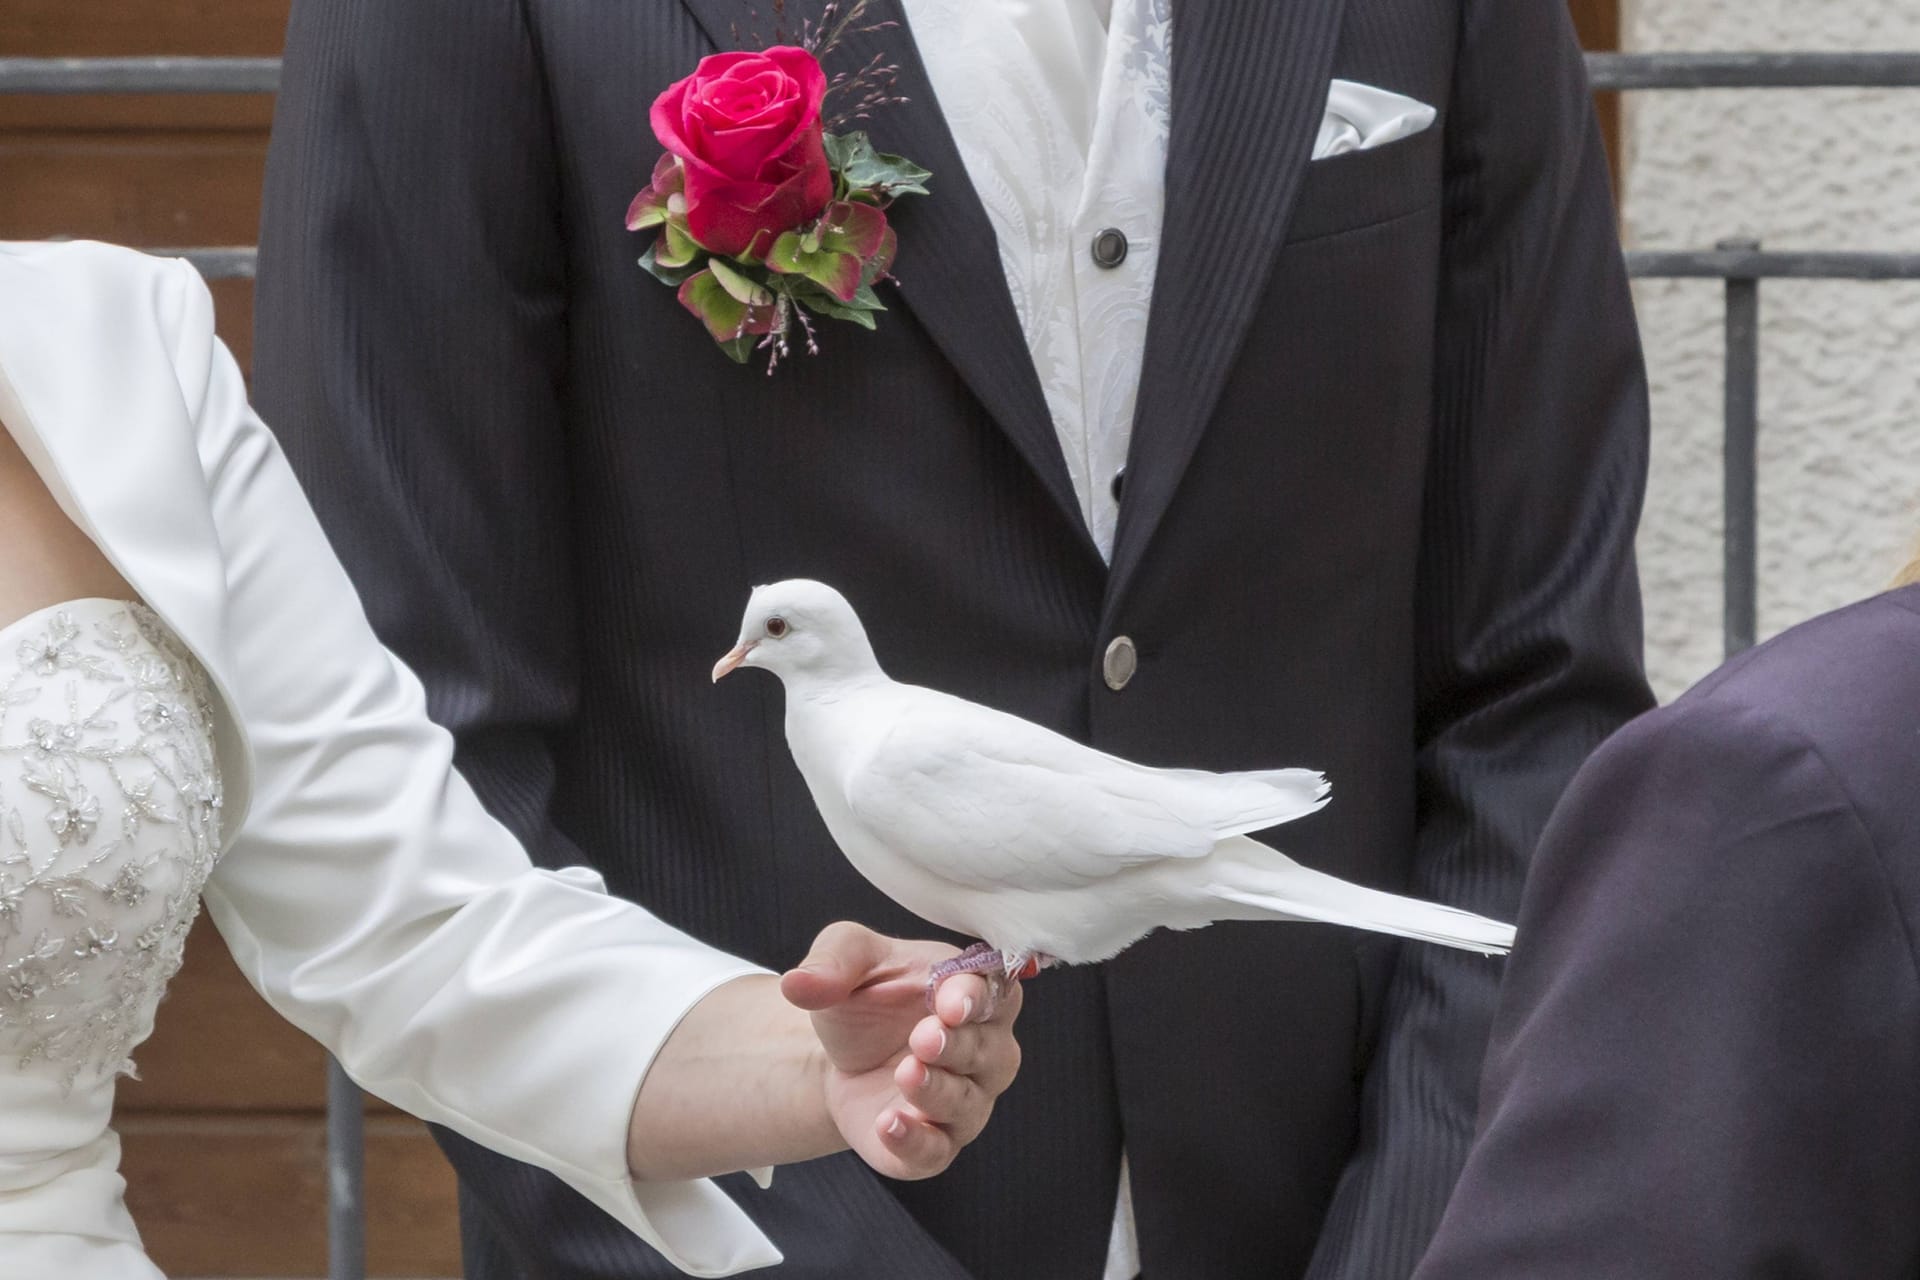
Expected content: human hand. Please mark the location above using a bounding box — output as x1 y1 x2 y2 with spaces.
781 922 1023 1180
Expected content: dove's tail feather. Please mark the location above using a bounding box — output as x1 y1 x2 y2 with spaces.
1203 838 1515 955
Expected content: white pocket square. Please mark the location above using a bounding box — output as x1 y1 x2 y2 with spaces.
1312 80 1437 161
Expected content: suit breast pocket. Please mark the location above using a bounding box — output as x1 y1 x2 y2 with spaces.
1284 122 1444 246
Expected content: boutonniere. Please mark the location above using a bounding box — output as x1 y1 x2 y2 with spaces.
627 1 930 372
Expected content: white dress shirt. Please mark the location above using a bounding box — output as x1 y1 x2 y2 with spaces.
903 0 1171 564
901 2 1170 1272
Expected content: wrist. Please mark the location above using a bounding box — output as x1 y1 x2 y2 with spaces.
793 1004 845 1156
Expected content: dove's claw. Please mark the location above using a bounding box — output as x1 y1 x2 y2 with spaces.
1005 951 1055 981
924 944 1057 1015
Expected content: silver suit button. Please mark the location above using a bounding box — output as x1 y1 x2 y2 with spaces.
1103 636 1138 691
1091 227 1129 269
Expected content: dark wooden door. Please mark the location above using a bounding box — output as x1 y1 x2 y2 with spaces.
1570 0 1623 181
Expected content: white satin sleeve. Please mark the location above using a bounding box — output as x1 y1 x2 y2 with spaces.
162 261 782 1277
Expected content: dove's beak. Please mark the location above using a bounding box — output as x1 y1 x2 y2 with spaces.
711 641 756 683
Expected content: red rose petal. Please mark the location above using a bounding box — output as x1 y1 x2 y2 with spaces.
652 46 832 257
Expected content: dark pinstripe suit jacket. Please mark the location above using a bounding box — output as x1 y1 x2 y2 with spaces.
251 1 1652 1277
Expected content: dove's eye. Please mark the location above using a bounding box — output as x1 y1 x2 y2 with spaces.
765 616 790 639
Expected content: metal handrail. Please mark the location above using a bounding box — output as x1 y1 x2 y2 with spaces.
0 56 279 94
164 247 258 280
1627 249 1920 280
146 249 1920 285
1587 51 1920 90
6 50 1920 96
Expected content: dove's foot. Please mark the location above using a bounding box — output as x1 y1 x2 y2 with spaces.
924 944 1057 1014
925 943 1011 1013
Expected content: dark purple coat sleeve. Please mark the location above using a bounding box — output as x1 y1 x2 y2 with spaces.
1415 696 1920 1278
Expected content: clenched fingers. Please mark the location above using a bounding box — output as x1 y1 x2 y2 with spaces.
892 1056 993 1147
908 1008 1021 1097
870 1104 958 1180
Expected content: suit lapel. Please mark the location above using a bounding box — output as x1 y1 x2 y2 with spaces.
676 0 1097 559
1106 0 1351 608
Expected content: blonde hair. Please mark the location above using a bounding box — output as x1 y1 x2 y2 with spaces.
1899 548 1920 588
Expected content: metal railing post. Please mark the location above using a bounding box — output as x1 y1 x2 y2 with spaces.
326 1057 367 1280
1720 239 1762 656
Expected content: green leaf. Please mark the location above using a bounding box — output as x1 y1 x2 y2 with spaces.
716 335 757 364
795 292 880 329
678 269 779 349
817 201 888 259
764 228 864 302
860 226 899 285
654 220 701 270
766 231 805 274
625 153 686 230
822 131 860 171
639 240 700 287
626 202 669 231
708 257 775 307
824 131 932 199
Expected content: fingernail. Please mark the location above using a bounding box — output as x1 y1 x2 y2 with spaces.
935 1028 949 1057
887 1114 906 1138
961 995 975 1022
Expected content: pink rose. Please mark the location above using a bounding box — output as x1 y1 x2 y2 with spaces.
649 47 834 258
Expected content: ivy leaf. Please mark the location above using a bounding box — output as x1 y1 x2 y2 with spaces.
824 131 932 199
822 131 861 172
795 292 880 329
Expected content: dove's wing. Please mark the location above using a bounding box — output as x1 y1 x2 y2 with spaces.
842 689 1327 891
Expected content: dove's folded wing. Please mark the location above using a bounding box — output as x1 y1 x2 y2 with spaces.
1126 761 1331 839
841 695 1325 891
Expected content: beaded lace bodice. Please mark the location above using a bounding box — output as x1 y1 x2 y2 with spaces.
0 598 222 1089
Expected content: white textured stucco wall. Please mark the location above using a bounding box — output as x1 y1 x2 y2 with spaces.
1623 2 1920 698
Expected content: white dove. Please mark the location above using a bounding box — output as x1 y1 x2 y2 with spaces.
713 580 1515 990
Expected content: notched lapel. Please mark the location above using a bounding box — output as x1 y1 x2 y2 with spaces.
673 0 1098 559
1107 0 1352 607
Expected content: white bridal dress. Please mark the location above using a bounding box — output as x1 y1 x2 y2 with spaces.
0 600 224 1276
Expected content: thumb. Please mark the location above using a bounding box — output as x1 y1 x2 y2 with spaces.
780 921 893 1011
